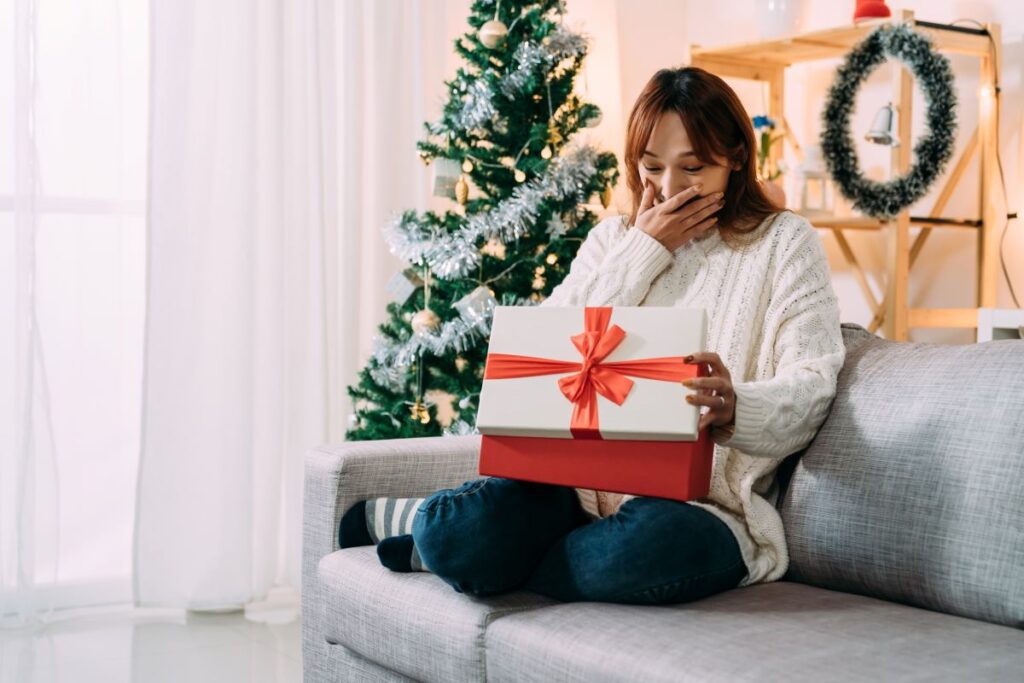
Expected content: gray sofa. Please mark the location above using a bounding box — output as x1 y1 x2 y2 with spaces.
303 324 1024 682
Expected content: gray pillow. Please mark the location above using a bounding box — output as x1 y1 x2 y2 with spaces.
780 323 1024 629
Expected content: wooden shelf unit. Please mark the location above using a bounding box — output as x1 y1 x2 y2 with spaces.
690 10 1004 341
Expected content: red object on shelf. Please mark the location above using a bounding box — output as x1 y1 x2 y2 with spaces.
853 0 891 22
478 427 715 502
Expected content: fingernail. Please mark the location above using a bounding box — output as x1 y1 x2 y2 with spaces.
684 355 694 362
694 184 703 192
681 379 693 387
715 192 724 199
686 396 694 404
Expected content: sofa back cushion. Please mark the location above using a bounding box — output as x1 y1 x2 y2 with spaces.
780 324 1024 628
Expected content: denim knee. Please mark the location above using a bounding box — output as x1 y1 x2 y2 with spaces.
412 477 582 596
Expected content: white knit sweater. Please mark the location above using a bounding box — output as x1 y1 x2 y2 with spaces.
540 210 845 587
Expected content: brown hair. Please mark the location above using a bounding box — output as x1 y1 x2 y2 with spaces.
624 67 779 247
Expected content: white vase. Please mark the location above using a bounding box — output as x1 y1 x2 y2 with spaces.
755 0 805 40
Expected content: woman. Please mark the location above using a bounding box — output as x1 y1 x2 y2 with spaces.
338 67 845 605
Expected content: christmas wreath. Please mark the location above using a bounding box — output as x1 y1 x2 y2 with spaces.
821 23 957 218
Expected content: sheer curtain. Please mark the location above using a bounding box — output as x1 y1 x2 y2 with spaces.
2 0 461 622
1 0 149 625
134 0 341 608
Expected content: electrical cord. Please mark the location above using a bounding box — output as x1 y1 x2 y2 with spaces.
946 18 1019 307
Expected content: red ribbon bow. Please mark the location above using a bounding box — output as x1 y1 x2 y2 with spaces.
483 307 697 439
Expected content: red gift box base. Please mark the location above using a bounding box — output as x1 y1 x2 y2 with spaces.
479 430 714 502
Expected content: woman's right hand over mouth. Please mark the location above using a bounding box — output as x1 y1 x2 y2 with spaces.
634 179 724 251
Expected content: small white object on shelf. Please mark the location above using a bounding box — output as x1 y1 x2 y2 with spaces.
977 308 1024 342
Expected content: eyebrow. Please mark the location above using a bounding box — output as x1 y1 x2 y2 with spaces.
642 149 698 159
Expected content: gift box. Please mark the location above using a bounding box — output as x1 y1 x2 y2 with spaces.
476 306 714 501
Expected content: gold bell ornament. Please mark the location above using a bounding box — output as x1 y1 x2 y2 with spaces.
600 184 613 209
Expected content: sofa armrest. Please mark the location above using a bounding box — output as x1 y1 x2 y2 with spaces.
304 434 481 568
302 435 481 674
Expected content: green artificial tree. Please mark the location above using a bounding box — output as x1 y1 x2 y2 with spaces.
346 0 619 441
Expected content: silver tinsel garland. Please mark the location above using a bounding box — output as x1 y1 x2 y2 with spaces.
383 143 600 280
367 293 536 392
432 25 586 138
499 27 587 99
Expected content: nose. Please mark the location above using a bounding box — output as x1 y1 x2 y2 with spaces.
659 169 694 201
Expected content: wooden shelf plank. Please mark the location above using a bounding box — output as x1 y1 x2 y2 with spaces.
691 17 990 68
909 308 980 328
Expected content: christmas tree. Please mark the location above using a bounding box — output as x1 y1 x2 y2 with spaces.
346 0 619 441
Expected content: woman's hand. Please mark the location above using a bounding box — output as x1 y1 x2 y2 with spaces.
682 352 736 431
634 179 724 252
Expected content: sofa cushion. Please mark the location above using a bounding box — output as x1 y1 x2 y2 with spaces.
485 581 1024 682
780 324 1024 627
317 546 554 682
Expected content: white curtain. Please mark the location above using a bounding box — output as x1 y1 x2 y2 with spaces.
137 0 456 610
2 0 149 626
2 0 458 621
134 0 341 608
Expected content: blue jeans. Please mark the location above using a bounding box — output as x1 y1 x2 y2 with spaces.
410 477 749 605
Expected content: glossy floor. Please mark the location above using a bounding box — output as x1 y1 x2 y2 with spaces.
0 598 302 683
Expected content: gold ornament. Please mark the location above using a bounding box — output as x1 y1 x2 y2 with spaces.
455 356 468 372
534 265 545 276
481 237 507 260
411 308 440 334
548 128 563 145
409 399 431 424
455 175 469 205
600 184 613 209
462 159 474 173
540 146 552 159
478 19 508 49
545 253 558 265
514 169 526 183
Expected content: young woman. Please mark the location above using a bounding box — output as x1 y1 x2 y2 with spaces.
338 67 845 605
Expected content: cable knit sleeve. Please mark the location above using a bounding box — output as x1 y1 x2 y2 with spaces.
712 218 846 459
541 216 673 307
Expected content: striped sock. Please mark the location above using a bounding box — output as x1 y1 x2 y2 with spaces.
365 497 425 544
377 534 428 572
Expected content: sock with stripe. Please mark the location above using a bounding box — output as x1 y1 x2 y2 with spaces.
337 496 426 549
377 534 427 572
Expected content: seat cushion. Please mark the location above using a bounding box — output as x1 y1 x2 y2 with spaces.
318 546 554 682
780 324 1024 628
485 581 1024 682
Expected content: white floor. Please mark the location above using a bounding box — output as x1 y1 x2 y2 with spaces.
0 594 302 683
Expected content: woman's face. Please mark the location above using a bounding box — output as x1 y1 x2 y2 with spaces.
638 110 736 203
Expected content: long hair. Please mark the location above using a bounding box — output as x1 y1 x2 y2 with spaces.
623 67 780 247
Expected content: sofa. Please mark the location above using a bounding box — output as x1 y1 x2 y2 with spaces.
302 324 1024 682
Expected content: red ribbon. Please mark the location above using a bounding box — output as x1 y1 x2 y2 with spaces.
483 307 697 439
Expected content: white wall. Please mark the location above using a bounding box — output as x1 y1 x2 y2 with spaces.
423 1 1024 343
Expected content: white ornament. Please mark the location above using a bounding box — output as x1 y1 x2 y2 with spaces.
453 286 497 326
432 158 462 200
479 20 508 49
584 109 602 128
385 268 424 305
